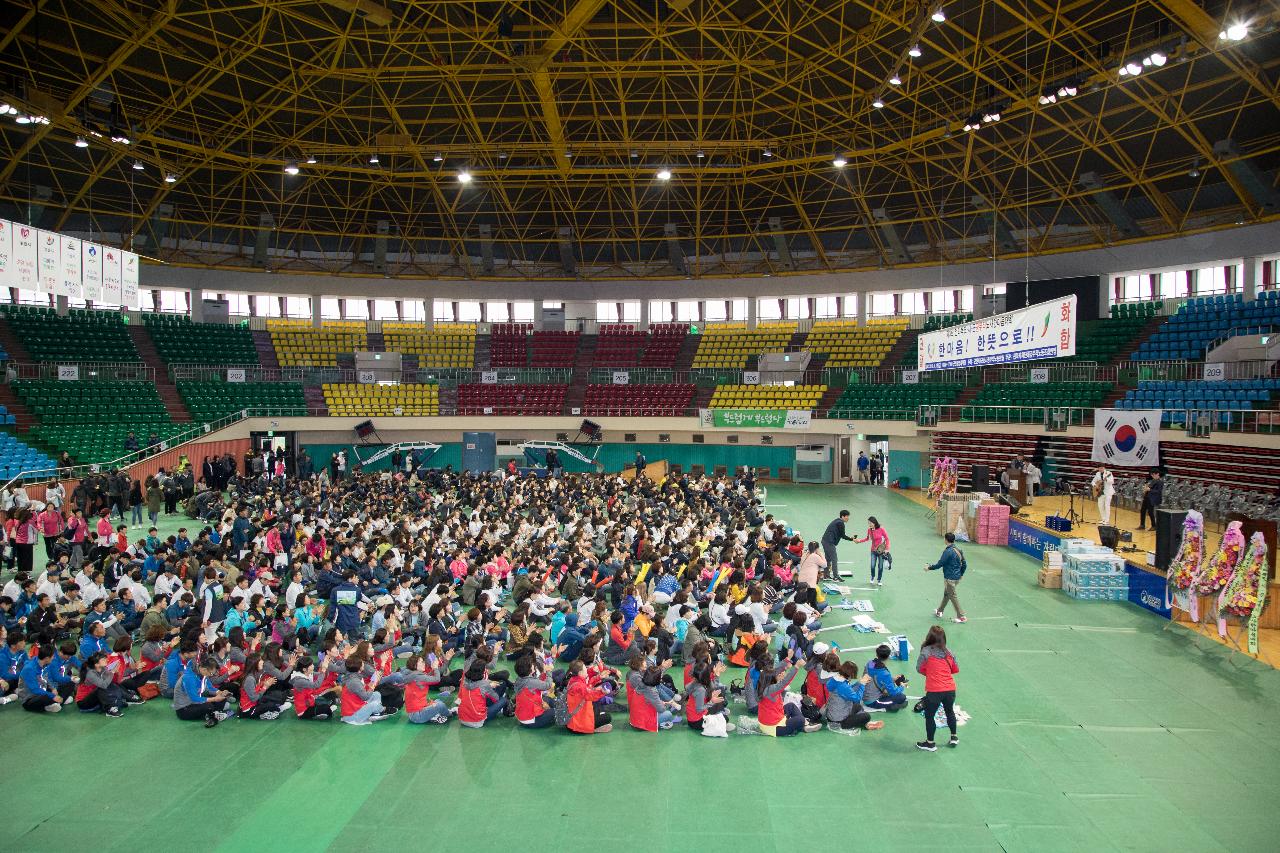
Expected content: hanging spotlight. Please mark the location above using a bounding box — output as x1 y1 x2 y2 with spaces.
630 150 639 159
564 148 573 158
110 130 131 144
1188 158 1201 178
762 146 773 158
14 113 30 125
888 75 901 86
284 160 300 175
931 7 946 23
498 151 508 160
962 113 982 132
1038 87 1057 105
164 173 177 183
981 108 1001 123
305 154 317 164
368 153 379 164
74 136 88 148
432 152 444 162
1057 83 1078 98
132 160 145 171
456 170 473 184
908 44 922 58
1219 23 1248 41
872 98 885 109
656 168 672 181
832 155 848 168
696 149 705 158
0 103 12 115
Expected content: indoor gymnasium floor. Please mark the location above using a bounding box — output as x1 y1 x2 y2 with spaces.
3 484 1276 853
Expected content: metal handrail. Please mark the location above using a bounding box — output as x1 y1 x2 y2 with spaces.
0 406 324 489
170 364 354 384
5 361 154 382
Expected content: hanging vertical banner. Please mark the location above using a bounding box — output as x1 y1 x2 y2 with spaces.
38 230 60 294
60 235 83 299
0 219 11 289
12 224 37 289
82 243 102 301
101 247 122 303
121 250 139 308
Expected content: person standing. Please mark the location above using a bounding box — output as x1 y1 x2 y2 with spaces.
1137 470 1163 531
925 532 967 623
821 510 855 581
915 625 960 752
1091 465 1115 525
856 516 891 587
37 502 65 562
856 452 870 484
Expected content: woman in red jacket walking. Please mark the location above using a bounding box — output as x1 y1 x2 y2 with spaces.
915 625 959 751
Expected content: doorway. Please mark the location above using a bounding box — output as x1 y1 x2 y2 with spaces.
868 439 889 487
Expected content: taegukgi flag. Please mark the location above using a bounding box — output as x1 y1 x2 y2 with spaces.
1091 409 1161 466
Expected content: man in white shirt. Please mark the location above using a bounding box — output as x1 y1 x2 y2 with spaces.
154 567 182 602
1091 465 1116 525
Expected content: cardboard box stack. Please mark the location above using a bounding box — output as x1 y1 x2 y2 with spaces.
1038 550 1063 588
936 493 972 535
1060 540 1128 601
975 503 1010 545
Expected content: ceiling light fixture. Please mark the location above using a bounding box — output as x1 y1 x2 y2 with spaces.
888 75 901 86
305 154 317 164
909 44 922 58
1220 23 1247 41
74 136 88 148
832 155 848 168
564 148 573 157
696 149 705 158
763 146 773 157
656 168 672 181
368 153 379 164
110 131 130 144
432 152 444 162
14 113 30 125
931 7 946 23
132 160 145 171
164 173 177 183
457 170 473 184
872 98 885 109
284 160 300 175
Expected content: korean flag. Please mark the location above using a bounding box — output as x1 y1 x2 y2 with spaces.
1091 409 1161 466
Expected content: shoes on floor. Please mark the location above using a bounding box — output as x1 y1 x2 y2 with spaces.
827 723 861 736
105 707 124 718
953 616 967 623
343 717 372 726
803 723 824 733
260 710 281 721
212 711 230 722
916 741 938 752
933 610 944 619
949 735 959 748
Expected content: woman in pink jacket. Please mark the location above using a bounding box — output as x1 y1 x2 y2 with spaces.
856 516 891 587
915 625 959 752
796 541 826 589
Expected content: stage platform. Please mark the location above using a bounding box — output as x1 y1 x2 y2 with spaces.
903 487 1280 668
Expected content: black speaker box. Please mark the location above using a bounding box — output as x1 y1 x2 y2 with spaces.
1154 508 1187 571
354 419 375 439
997 494 1022 513
1098 525 1120 550
971 464 990 492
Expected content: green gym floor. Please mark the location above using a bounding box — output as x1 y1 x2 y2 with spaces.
3 485 1277 853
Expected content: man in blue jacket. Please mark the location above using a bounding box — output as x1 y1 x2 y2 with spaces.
328 570 368 638
925 532 967 623
17 646 61 713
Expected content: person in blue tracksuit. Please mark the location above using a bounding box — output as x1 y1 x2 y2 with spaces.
0 632 28 698
43 641 81 704
822 659 881 735
17 646 61 713
160 640 199 698
173 655 232 726
863 644 908 711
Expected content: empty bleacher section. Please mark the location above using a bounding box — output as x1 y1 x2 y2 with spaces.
709 383 826 409
531 331 581 368
582 383 695 416
0 431 53 480
1118 379 1279 419
826 382 965 419
267 320 367 367
489 324 532 367
692 322 794 368
593 326 646 366
322 383 439 417
382 323 475 368
14 380 180 463
1056 314 1153 363
5 306 138 361
1133 292 1280 361
929 431 1040 489
639 323 689 368
803 317 908 367
900 313 971 365
177 381 308 422
457 383 566 415
963 381 1112 423
142 315 258 365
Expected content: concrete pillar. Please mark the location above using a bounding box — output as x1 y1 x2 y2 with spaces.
422 299 434 331
1241 257 1258 302
479 302 488 323
1099 276 1111 316
190 286 205 323
639 299 650 331
856 293 867 327
697 300 706 323
971 284 988 319
55 295 69 316
1188 268 1200 296
533 301 545 331
746 298 758 330
311 295 322 328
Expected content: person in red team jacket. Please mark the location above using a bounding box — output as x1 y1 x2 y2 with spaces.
915 625 959 752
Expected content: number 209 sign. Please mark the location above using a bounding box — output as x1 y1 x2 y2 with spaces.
918 295 1076 371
